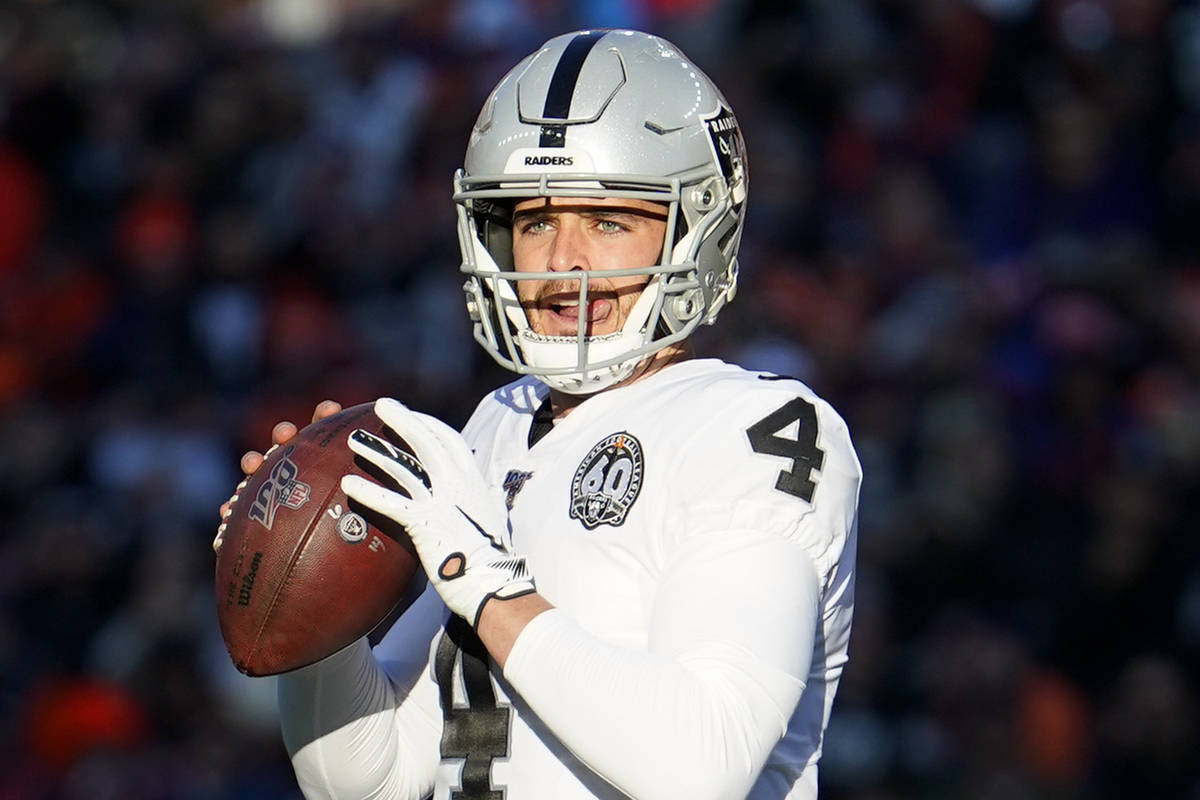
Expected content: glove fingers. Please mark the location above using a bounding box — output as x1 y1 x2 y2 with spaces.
346 429 432 501
409 410 478 475
340 474 416 523
341 474 449 581
403 412 510 538
374 398 457 478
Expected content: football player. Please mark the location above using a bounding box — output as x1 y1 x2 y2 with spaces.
223 29 861 800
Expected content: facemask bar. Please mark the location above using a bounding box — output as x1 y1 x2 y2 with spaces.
476 264 696 377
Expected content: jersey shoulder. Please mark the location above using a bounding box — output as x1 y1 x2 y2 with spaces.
648 360 861 575
461 376 545 448
648 360 857 473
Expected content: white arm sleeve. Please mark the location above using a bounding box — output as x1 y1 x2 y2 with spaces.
277 587 446 800
503 527 821 800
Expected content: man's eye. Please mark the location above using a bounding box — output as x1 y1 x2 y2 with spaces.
596 219 626 233
520 220 550 234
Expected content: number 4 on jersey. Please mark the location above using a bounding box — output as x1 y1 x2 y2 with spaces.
746 397 825 503
436 617 509 800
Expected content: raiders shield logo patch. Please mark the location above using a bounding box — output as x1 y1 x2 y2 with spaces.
569 432 644 530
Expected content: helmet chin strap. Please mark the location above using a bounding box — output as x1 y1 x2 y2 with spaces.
518 277 664 394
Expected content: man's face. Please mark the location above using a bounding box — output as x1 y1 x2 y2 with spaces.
511 196 668 337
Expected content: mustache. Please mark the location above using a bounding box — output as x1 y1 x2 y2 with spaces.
520 278 647 307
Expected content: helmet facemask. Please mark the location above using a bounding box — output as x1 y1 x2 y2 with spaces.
457 169 737 394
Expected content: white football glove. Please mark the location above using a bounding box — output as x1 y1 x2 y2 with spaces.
342 397 535 627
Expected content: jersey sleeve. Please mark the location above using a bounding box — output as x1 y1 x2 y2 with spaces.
671 378 862 777
277 585 447 800
504 528 820 800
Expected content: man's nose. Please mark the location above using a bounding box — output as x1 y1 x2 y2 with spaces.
547 220 589 272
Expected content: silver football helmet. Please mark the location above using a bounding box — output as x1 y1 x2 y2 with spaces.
456 29 748 393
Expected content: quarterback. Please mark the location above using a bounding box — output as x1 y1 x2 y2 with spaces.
228 29 861 800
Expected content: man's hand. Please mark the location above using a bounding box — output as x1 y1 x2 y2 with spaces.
342 397 535 627
214 400 343 553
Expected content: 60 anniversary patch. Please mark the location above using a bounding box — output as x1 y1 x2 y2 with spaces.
569 432 644 530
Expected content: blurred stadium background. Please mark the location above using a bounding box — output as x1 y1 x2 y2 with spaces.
1 0 1198 797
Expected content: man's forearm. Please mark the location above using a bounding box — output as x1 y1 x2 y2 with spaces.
476 592 555 669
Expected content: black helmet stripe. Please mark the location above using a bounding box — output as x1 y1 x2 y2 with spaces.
538 30 606 147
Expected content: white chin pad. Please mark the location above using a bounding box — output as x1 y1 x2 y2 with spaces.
517 330 640 394
510 276 664 394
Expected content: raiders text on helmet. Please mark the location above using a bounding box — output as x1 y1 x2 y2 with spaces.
456 29 748 393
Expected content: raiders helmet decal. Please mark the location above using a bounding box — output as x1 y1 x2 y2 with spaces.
569 433 644 530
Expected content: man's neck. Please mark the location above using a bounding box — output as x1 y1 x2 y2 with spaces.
548 344 690 420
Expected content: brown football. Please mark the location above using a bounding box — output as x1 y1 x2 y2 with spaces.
215 402 420 676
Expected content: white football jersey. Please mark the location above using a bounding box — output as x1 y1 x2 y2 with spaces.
423 358 860 799
283 358 860 800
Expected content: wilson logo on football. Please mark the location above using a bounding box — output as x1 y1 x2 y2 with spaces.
248 445 312 530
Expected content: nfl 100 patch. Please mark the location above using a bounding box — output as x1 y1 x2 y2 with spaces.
502 469 534 510
569 432 644 530
248 444 312 530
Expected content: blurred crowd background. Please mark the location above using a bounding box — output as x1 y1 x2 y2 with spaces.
1 0 1198 797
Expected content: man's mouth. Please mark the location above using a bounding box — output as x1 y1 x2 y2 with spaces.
539 293 615 333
